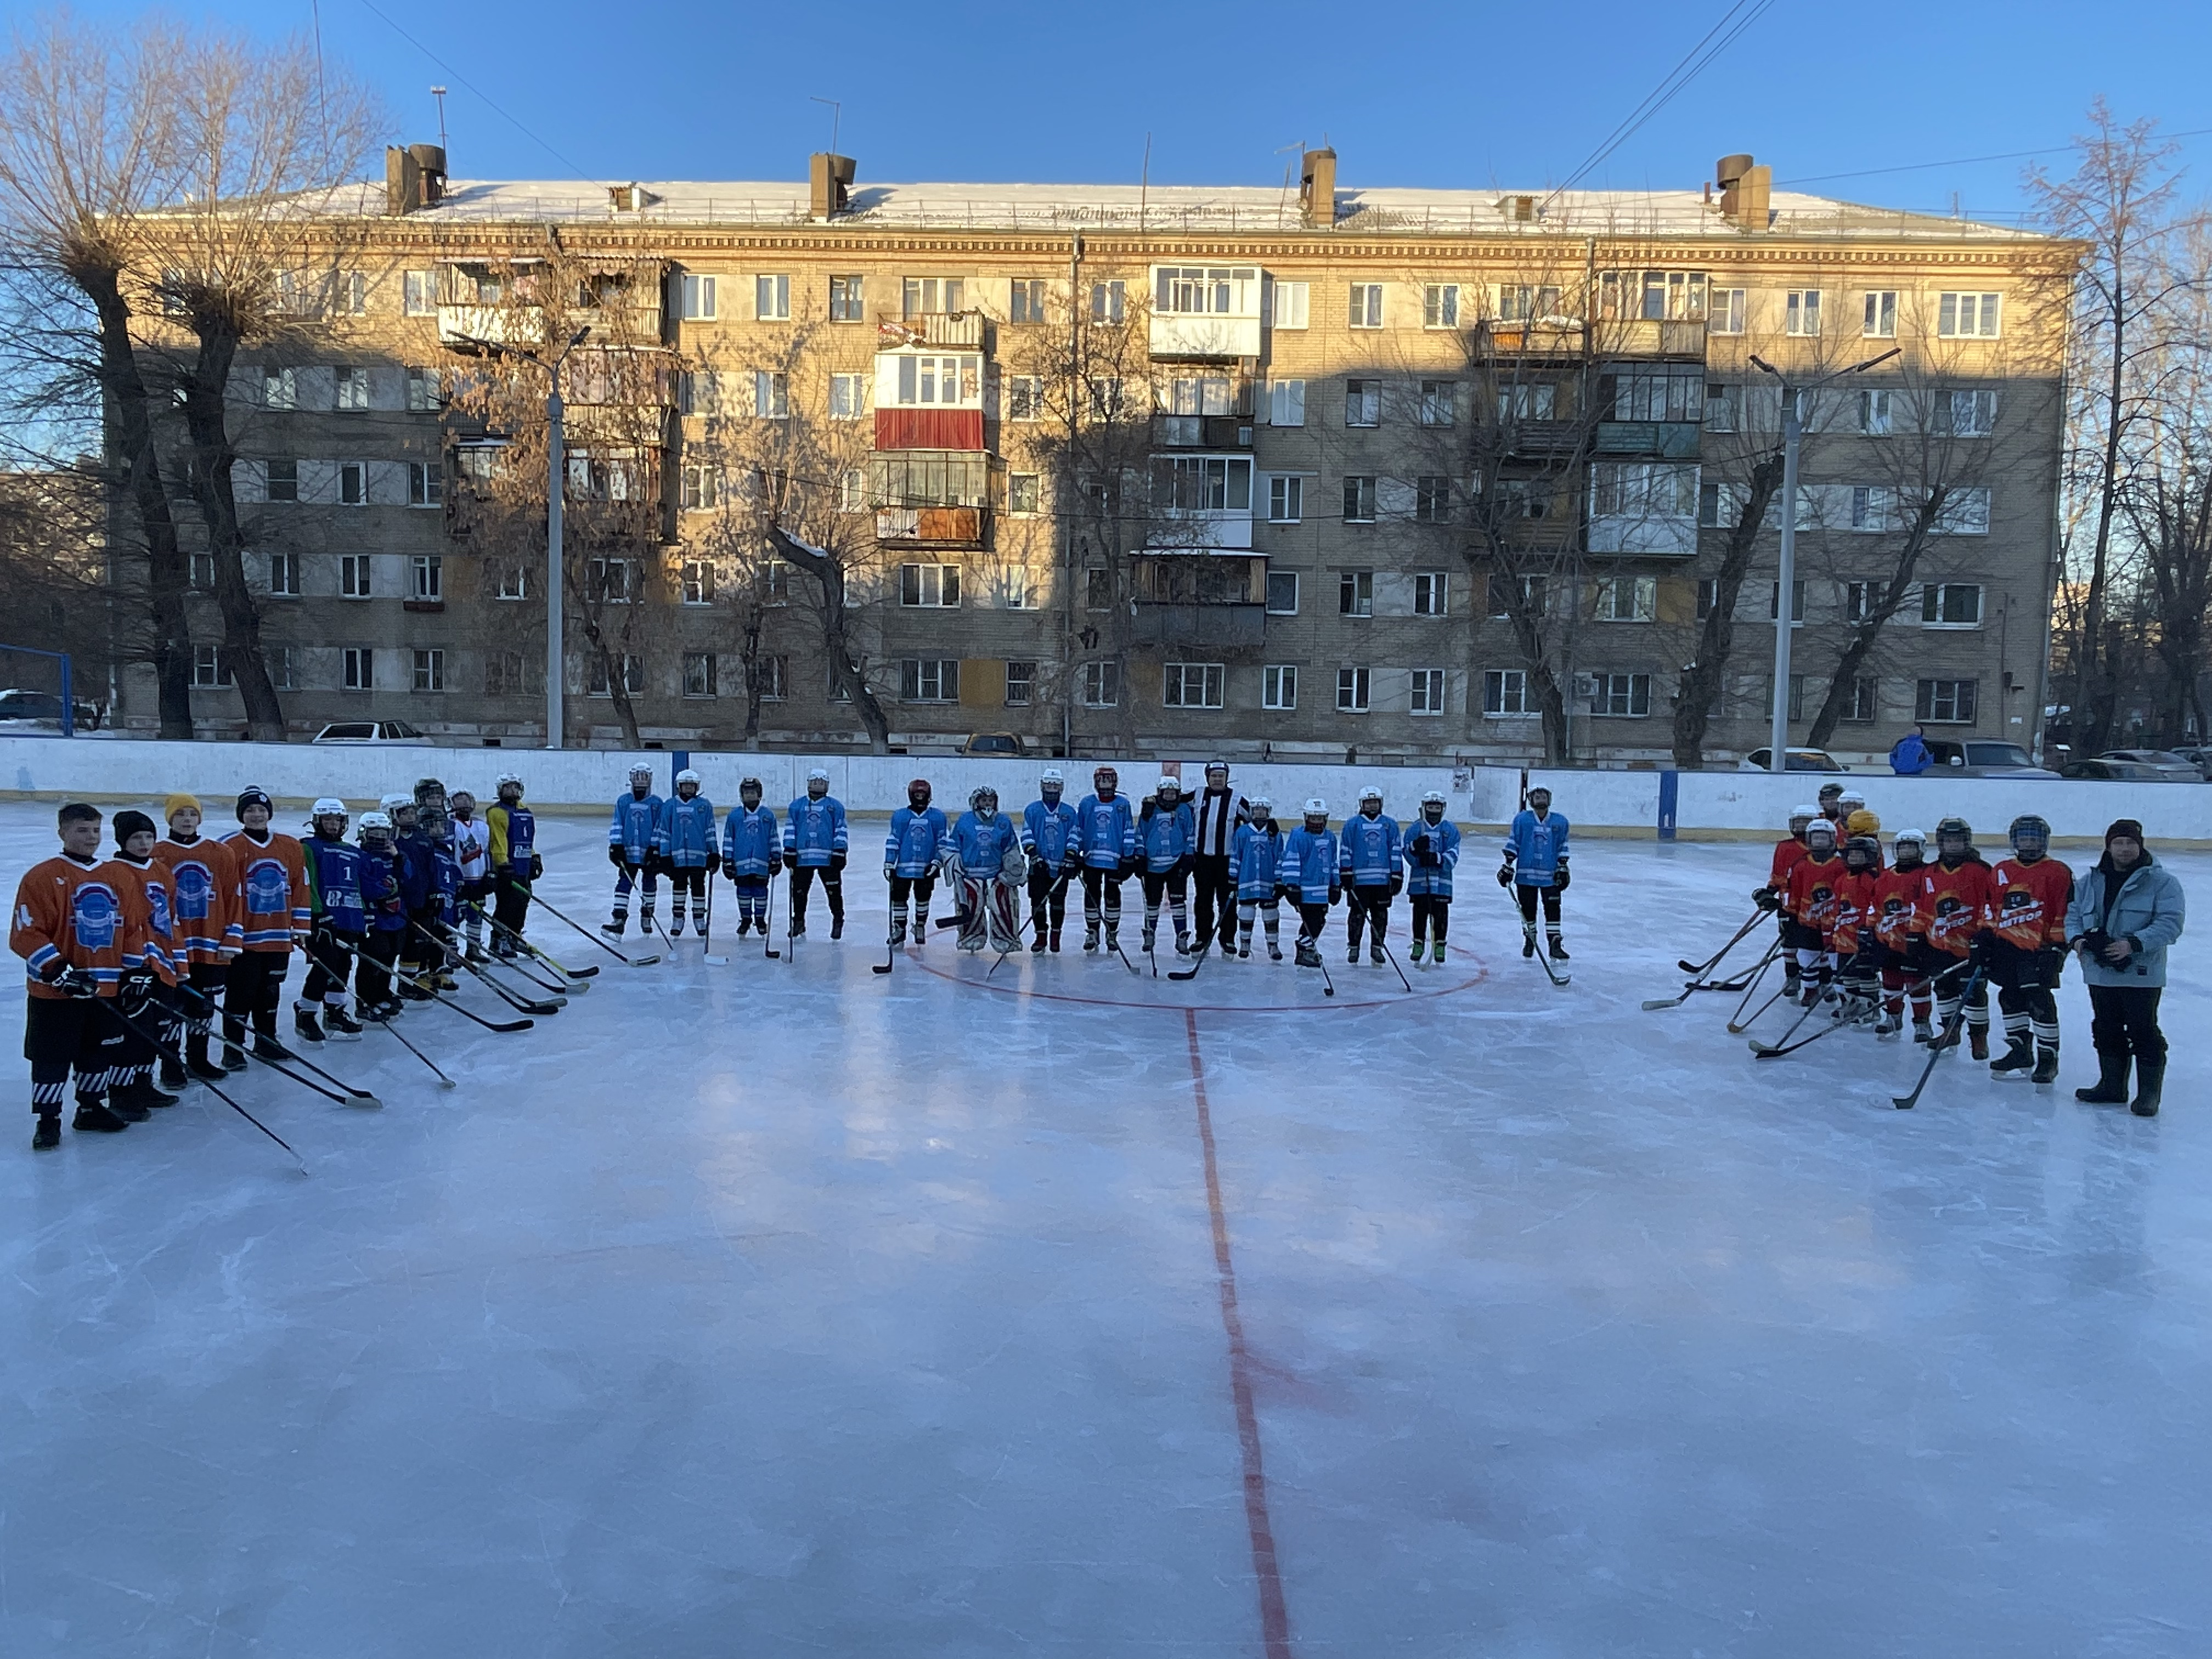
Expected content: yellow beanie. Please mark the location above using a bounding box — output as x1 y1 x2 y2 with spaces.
163 793 201 822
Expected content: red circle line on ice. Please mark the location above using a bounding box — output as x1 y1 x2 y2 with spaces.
907 941 1491 1013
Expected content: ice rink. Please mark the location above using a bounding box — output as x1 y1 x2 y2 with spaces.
2 798 2205 1658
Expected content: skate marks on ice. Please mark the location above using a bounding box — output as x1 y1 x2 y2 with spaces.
907 941 1493 1015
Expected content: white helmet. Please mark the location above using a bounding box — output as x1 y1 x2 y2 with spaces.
1358 785 1383 805
1040 768 1065 787
806 767 830 784
1838 790 1867 810
629 761 653 781
496 771 523 788
1205 759 1229 776
1248 795 1272 814
1895 828 1927 851
358 811 393 833
1156 776 1181 795
1420 789 1447 806
1790 803 1819 825
675 768 702 788
312 797 347 817
380 792 411 811
1303 797 1328 816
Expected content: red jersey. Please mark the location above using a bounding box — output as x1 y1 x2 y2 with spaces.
1987 855 2073 952
1768 837 1808 891
221 830 309 953
1921 855 1995 959
1830 869 1879 953
10 854 149 1000
1871 866 1927 952
114 855 181 985
153 834 240 965
1787 851 1846 934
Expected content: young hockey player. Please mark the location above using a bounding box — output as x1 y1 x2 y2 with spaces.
1231 797 1286 961
657 769 719 939
1984 813 2073 1084
1757 805 1819 1002
153 793 240 1084
1921 816 1995 1056
884 778 948 947
12 803 149 1146
1844 806 1886 870
220 787 308 1063
1784 816 1845 1006
422 808 462 990
1404 790 1461 964
105 811 180 1115
720 778 781 938
1816 781 1846 825
448 791 492 961
1500 786 1571 960
1074 765 1137 954
1281 800 1341 969
413 777 451 842
1872 829 1934 1040
388 793 441 994
297 798 369 1042
783 768 849 939
356 811 408 1019
605 762 663 938
1136 776 1198 956
1340 786 1403 965
1190 760 1248 958
1829 834 1884 1024
486 775 540 957
1020 769 1079 953
946 786 1025 952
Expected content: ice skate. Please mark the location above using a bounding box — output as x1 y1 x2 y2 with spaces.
294 1008 325 1045
72 1099 128 1133
2030 1046 2060 1085
32 1115 60 1150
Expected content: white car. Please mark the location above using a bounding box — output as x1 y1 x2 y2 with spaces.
1738 746 1848 774
311 720 435 747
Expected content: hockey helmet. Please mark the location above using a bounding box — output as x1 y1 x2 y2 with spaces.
1846 808 1881 838
1039 767 1065 789
380 792 412 812
738 775 763 803
1205 759 1229 778
311 797 347 819
907 778 933 805
358 811 392 834
2008 814 2051 857
449 791 476 813
806 767 831 784
1789 803 1819 828
1805 817 1837 848
1838 790 1867 811
1155 776 1182 798
1894 828 1927 862
675 767 702 791
1420 789 1448 806
969 784 998 810
1845 834 1880 868
1302 797 1329 818
1248 795 1273 815
1817 781 1844 801
1093 764 1118 783
1358 785 1384 805
629 761 654 782
496 772 523 788
414 777 446 801
1527 785 1553 806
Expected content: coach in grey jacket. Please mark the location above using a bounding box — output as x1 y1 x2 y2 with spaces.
2064 817 2186 1116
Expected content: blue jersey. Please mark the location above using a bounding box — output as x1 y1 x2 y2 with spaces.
359 845 407 933
428 837 461 924
1022 798 1079 867
1403 815 1462 898
1280 827 1340 903
1339 811 1402 887
609 791 662 864
784 795 848 866
951 810 1022 874
721 805 780 878
396 831 436 910
885 806 949 877
658 794 719 868
1505 810 1570 885
302 834 366 933
1074 794 1137 870
1232 821 1286 901
1137 799 1196 872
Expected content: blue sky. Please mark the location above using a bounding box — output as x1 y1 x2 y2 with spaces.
48 0 2212 215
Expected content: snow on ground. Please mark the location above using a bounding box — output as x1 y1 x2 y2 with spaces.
1 798 2205 1658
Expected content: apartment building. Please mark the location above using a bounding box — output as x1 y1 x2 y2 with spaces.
127 145 2079 762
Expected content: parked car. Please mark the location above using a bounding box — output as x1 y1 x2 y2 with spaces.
960 732 1028 757
0 688 103 732
2176 746 2212 781
2061 758 2186 782
1918 739 2062 780
1739 747 1847 773
311 720 433 747
2099 748 2203 781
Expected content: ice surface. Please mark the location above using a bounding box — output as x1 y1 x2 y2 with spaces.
1 800 2205 1657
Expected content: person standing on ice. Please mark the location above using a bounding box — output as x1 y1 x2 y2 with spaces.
153 793 239 1084
1074 765 1136 955
1784 816 1844 1006
945 786 1024 952
1339 786 1403 966
883 778 947 947
1500 786 1571 961
105 810 181 1118
656 770 719 940
1231 796 1286 960
1019 769 1079 954
1136 776 1198 956
1982 814 2072 1085
297 799 368 1044
783 768 849 939
1756 805 1819 1002
604 762 663 939
448 791 492 961
1189 760 1246 959
354 811 409 1020
2066 817 2185 1116
1280 799 1341 969
486 774 540 958
1403 790 1460 964
221 787 309 1063
1922 816 1995 1057
720 778 780 939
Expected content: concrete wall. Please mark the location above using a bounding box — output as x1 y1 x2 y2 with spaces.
5 739 2207 845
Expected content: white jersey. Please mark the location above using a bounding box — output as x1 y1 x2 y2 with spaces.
452 816 491 881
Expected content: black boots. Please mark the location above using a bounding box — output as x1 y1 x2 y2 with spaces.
2132 1058 2165 1118
2031 1046 2061 1086
32 1114 60 1150
1991 1034 2036 1075
2076 1051 2131 1104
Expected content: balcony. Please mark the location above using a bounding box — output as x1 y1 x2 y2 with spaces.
1131 602 1266 647
879 311 986 349
1150 313 1262 360
1595 420 1701 459
877 408 985 451
877 506 988 549
1477 319 1584 360
1588 513 1699 555
1608 318 1707 359
438 304 545 350
1152 414 1253 449
1500 419 1582 460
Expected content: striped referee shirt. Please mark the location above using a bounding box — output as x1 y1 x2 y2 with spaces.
1193 788 1247 858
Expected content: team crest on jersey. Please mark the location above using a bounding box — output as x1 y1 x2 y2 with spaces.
245 862 289 914
145 885 173 937
71 884 120 949
2001 890 2032 911
173 865 212 918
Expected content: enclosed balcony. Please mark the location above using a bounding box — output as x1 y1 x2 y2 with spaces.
874 348 985 450
1131 555 1266 646
1149 264 1262 360
1587 461 1701 555
879 310 986 349
876 506 989 549
868 451 991 548
1146 454 1255 551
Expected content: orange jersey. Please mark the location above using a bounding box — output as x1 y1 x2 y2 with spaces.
1830 869 1878 952
1871 866 1927 952
1787 851 1846 934
1987 856 2073 951
115 856 181 984
222 830 309 952
1769 837 1808 890
153 834 240 964
1921 856 1995 958
10 855 149 999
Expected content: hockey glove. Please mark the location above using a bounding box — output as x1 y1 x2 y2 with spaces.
2036 943 2066 986
1173 854 1193 880
1496 860 1516 889
1419 840 1442 868
883 864 897 882
1060 854 1081 881
530 854 544 881
1116 857 1137 882
607 844 628 870
1328 886 1342 907
50 964 99 998
1754 885 1780 912
768 853 783 876
1390 871 1404 896
119 967 157 1015
705 851 721 876
828 851 847 874
1553 863 1571 892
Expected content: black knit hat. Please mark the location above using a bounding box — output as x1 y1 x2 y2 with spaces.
236 786 272 817
2105 818 2145 845
112 809 156 846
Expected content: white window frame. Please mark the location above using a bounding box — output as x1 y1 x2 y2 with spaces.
754 273 791 321
1008 472 1042 516
1921 582 1984 628
1916 678 1978 724
1483 668 1532 716
1162 662 1226 710
829 373 867 420
899 563 962 608
1009 278 1047 324
1267 475 1304 523
1408 667 1446 716
1263 664 1298 710
1863 290 1898 338
681 559 714 606
680 463 721 512
1595 574 1657 623
1004 660 1035 706
1421 284 1460 329
334 366 369 411
1785 290 1822 337
758 655 789 699
1348 283 1384 330
1342 476 1378 523
1080 659 1119 707
1339 569 1374 617
1413 571 1449 616
409 555 441 601
1089 280 1125 324
1941 388 1998 437
1335 665 1371 713
1266 279 1308 329
682 651 719 698
342 646 374 692
753 371 789 419
406 366 441 411
1006 375 1044 421
340 554 373 599
1934 488 1992 535
1592 671 1652 718
828 274 864 322
267 551 301 596
1708 288 1747 335
264 367 297 410
1265 571 1299 615
680 274 718 320
403 270 434 317
406 461 441 508
1267 378 1306 427
411 647 446 693
1937 292 2002 338
1345 379 1380 428
1860 388 1894 436
1419 381 1457 427
189 645 232 689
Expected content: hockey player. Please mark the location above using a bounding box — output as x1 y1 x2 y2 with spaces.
884 778 948 947
486 774 540 957
448 791 492 960
1983 814 2072 1084
1872 830 1934 1040
1136 776 1198 956
605 762 663 938
1020 769 1079 953
356 811 408 1019
1190 760 1248 958
1339 786 1403 965
1074 765 1137 954
221 787 308 1063
1281 800 1341 969
720 778 781 938
1784 817 1845 1006
389 793 441 994
657 769 719 939
1829 834 1884 1023
1816 781 1846 825
1920 816 1995 1056
1844 806 1886 871
422 808 462 990
1500 786 1571 960
783 768 849 939
946 786 1024 952
105 811 181 1116
413 776 451 842
1757 805 1819 1001
297 798 369 1043
1231 797 1286 961
153 793 240 1084
1403 791 1461 964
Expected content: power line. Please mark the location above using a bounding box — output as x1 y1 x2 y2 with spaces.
1777 126 2212 187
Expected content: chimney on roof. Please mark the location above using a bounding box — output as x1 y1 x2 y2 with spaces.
810 151 855 221
1298 147 1336 230
1716 153 1770 232
385 143 447 216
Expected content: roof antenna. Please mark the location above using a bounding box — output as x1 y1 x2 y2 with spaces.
431 85 448 152
809 95 842 155
1276 139 1304 224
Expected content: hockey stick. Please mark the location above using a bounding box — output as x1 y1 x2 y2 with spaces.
410 921 562 1014
1746 982 1832 1054
178 979 379 1107
1679 910 1767 978
324 936 534 1034
1644 938 1782 1011
1167 928 1211 983
1892 965 1985 1109
1365 897 1415 992
367 1006 455 1087
1508 888 1572 987
985 907 1030 978
702 874 729 965
755 868 781 959
486 915 600 980
1313 930 1337 997
101 997 307 1171
507 881 659 966
1751 999 1880 1059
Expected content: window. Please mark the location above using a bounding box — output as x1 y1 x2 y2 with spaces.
411 648 446 692
266 645 296 690
403 270 433 316
486 650 530 696
1342 476 1378 523
1483 669 1530 715
1497 284 1561 321
1423 284 1460 328
1599 269 1711 321
681 560 714 605
264 367 297 410
265 458 298 503
410 555 441 600
1004 375 1045 421
1008 473 1041 515
1336 666 1371 712
900 563 961 607
1156 266 1256 316
340 555 373 599
1085 377 1125 420
1002 660 1035 706
189 551 215 590
1415 478 1452 524
1348 283 1384 329
1159 375 1233 417
588 653 645 697
756 655 788 699
1089 280 1125 324
680 274 718 320
680 464 720 511
1152 455 1252 510
1938 292 2001 338
1488 574 1546 619
903 276 964 317
1267 379 1306 426
1266 571 1299 614
1267 475 1304 523
342 647 374 691
1410 381 1455 428
1263 664 1298 710
1770 579 1807 622
1085 567 1113 610
828 274 864 322
1845 580 1876 622
1592 672 1652 717
1413 571 1449 615
1917 678 1978 724
590 557 634 603
339 462 366 506
682 652 718 697
1590 461 1698 520
1595 574 1656 622
753 371 789 419
755 273 790 320
1859 388 1893 435
399 366 439 412
1921 583 1983 627
1496 479 1550 520
890 354 978 407
1260 278 1306 330
267 551 300 596
1864 290 1898 338
1080 659 1118 707
334 366 369 410
403 461 440 509
827 373 867 420
1938 389 1997 437
1849 486 1892 532
190 646 230 688
1409 668 1446 715
494 562 529 600
1339 569 1374 616
1934 488 1991 534
1708 287 1747 335
1498 383 1557 422
1344 379 1380 427
1843 676 1878 724
1009 279 1047 323
1785 290 1822 336
1163 662 1225 709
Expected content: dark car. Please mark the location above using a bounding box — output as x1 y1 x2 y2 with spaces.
1920 738 2061 779
2099 748 2203 782
2061 758 2183 782
0 688 103 731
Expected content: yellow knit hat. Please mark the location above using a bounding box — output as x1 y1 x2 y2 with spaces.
163 792 201 822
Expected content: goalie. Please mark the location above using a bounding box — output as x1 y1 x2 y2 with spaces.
944 786 1026 953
